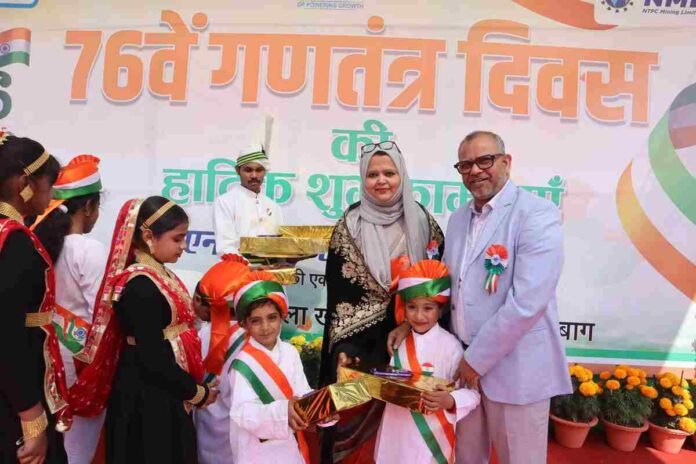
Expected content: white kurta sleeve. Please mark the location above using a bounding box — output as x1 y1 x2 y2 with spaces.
290 348 312 398
214 194 240 255
78 239 108 318
442 337 481 423
228 369 292 441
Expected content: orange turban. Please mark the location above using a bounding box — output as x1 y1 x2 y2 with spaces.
198 254 250 375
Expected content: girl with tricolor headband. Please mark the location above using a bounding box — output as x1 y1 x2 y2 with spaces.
228 270 327 464
193 254 249 464
375 260 480 464
0 131 71 464
31 155 108 464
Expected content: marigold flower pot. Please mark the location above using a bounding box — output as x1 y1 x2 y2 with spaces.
647 421 690 454
601 418 648 452
550 414 598 449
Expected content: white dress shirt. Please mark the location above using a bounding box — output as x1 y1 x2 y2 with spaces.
456 180 509 344
213 184 283 255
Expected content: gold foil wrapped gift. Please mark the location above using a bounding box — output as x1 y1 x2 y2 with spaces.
263 267 297 285
293 379 372 425
338 366 454 415
239 236 329 259
278 225 334 240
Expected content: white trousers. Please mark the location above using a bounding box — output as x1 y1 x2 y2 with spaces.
455 393 549 464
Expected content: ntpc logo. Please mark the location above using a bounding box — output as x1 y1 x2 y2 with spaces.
644 0 696 6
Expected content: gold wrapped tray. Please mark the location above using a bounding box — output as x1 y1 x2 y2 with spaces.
293 379 372 425
338 366 454 414
278 225 334 240
262 267 297 286
240 236 329 259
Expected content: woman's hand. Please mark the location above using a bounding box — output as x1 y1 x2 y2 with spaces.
387 322 411 356
288 398 308 431
421 385 455 413
16 432 47 464
336 352 360 379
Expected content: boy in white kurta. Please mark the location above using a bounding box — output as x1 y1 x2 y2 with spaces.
375 260 480 464
193 254 250 463
213 143 283 255
227 271 313 463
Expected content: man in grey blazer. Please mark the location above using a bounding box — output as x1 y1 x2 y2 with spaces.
448 131 571 463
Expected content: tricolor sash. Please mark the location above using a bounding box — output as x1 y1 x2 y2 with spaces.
53 304 91 355
393 333 455 464
230 341 311 464
203 322 246 384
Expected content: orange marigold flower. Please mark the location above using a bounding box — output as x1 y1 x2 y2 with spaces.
627 368 639 377
665 408 676 417
579 381 597 397
599 371 611 380
640 386 658 399
659 377 673 389
627 376 641 386
613 368 628 380
659 398 673 410
672 386 684 397
625 385 634 391
606 380 621 391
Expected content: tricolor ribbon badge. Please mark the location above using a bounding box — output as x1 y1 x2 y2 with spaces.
484 244 508 294
426 240 440 260
422 362 435 377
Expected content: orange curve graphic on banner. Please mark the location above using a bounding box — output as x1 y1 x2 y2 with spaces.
512 0 617 30
616 163 696 302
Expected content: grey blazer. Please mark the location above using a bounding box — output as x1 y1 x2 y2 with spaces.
444 180 572 405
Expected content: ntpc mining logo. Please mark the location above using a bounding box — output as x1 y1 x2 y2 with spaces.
642 0 696 16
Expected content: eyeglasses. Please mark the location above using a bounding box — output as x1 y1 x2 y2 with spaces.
453 153 504 174
361 141 401 157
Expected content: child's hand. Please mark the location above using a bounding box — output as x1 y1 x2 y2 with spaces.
421 385 455 413
288 397 308 432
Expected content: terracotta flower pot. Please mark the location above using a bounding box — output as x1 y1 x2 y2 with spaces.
647 421 690 454
550 414 598 449
601 418 648 452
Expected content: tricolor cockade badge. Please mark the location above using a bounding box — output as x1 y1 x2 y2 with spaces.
484 244 508 294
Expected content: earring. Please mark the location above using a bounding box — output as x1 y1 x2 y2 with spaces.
20 185 34 202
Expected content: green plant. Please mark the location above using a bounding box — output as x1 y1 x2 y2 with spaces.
597 365 654 427
551 365 600 423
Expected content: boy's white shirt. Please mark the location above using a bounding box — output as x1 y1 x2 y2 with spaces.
228 336 312 464
195 321 246 464
374 323 481 464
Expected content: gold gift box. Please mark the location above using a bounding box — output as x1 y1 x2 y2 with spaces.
239 236 329 259
278 225 334 240
293 379 372 425
263 267 297 285
338 366 454 415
